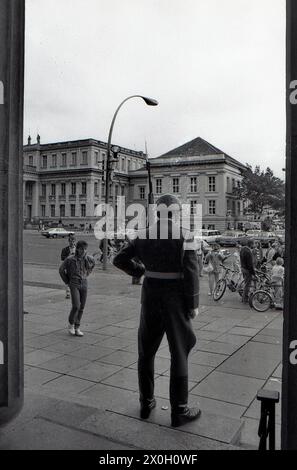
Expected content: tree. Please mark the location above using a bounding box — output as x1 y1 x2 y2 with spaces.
234 164 285 216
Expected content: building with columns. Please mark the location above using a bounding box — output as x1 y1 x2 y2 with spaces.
23 135 247 232
23 136 146 228
128 137 247 232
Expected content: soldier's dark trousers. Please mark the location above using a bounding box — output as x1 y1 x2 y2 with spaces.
138 283 196 410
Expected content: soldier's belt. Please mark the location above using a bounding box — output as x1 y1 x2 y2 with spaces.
144 271 184 280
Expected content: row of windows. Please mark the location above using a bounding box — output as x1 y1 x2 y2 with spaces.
28 151 143 172
41 204 87 218
154 176 217 195
38 182 99 197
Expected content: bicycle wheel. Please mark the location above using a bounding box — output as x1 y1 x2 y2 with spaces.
213 279 227 301
251 290 273 312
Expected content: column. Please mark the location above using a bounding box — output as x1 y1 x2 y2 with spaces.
32 181 39 219
282 0 297 449
0 0 25 424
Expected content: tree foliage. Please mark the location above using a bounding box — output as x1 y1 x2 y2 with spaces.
234 164 285 215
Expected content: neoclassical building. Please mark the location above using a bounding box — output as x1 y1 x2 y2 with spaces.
128 137 247 231
23 135 247 231
23 135 146 228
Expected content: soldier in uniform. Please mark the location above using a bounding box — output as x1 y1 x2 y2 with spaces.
113 194 201 427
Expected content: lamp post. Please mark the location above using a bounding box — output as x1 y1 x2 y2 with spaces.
102 95 158 270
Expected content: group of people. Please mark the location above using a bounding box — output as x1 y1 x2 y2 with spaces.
202 238 285 305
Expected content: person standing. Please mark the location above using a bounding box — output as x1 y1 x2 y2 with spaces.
196 239 207 277
204 244 226 296
59 240 95 337
61 234 76 299
240 239 255 303
252 241 263 269
113 194 201 428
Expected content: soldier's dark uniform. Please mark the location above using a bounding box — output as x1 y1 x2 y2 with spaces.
113 197 200 427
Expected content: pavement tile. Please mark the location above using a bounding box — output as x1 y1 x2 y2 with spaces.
41 375 95 394
68 344 116 361
101 368 139 391
194 341 242 356
215 334 250 346
24 349 63 366
272 363 282 378
80 383 137 409
69 362 122 382
217 350 280 380
189 351 228 367
259 327 283 337
195 331 222 341
191 371 265 406
227 327 260 337
96 325 131 337
103 395 243 445
38 355 91 374
25 335 62 349
25 367 62 387
100 336 136 350
153 376 197 399
43 340 88 354
0 417 132 450
188 395 246 419
99 350 137 367
251 334 282 345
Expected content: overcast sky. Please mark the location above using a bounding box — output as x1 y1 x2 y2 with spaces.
24 0 286 178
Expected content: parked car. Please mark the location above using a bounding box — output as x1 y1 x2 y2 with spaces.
217 231 248 247
41 227 75 238
201 230 221 244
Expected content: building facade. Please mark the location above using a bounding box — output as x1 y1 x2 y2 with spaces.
23 136 146 228
23 135 247 232
128 137 247 232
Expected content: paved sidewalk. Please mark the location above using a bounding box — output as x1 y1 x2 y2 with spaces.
1 265 283 449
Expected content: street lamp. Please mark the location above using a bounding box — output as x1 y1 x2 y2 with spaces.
102 95 158 270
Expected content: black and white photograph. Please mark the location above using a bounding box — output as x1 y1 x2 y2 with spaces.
0 0 296 458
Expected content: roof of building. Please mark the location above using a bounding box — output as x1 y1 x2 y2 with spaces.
153 136 246 170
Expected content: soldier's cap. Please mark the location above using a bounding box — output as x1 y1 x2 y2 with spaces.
156 194 181 211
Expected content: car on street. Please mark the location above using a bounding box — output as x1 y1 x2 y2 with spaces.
201 230 222 244
217 231 248 247
246 230 277 248
41 227 75 238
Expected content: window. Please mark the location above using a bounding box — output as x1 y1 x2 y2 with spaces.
237 201 241 215
61 183 66 196
121 185 125 196
61 153 67 167
71 152 77 166
70 204 76 217
95 151 99 164
71 183 76 195
52 154 57 167
81 204 86 217
41 184 46 197
121 157 125 172
41 205 46 217
81 151 88 165
209 200 216 215
28 155 33 166
42 155 47 169
50 205 55 217
101 184 105 197
51 184 56 196
156 179 162 194
81 182 87 195
227 176 230 193
60 205 65 217
208 176 216 192
190 200 197 215
232 178 235 190
208 224 215 230
139 186 145 200
94 182 98 196
232 200 236 215
173 178 179 193
190 177 197 193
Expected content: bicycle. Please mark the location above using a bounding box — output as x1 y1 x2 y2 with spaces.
250 278 283 312
213 265 245 301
